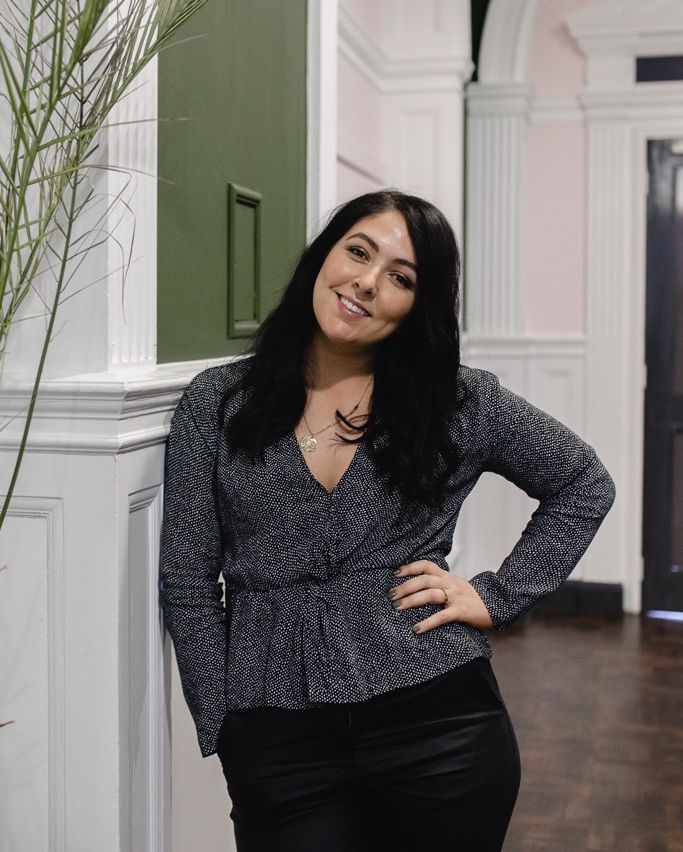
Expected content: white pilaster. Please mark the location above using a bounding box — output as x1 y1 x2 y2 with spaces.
106 58 158 369
582 109 634 600
0 10 170 849
567 0 683 613
465 83 532 335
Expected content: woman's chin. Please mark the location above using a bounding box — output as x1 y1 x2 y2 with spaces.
316 324 371 350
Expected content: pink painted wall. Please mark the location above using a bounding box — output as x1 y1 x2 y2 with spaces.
522 123 585 334
522 0 592 335
527 0 590 97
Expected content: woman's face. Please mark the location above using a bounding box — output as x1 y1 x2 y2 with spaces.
311 210 418 353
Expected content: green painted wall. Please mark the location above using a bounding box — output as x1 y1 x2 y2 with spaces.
157 0 308 363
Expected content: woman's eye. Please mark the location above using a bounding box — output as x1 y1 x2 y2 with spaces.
346 246 413 288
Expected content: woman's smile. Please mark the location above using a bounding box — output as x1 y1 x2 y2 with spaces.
336 292 371 319
311 209 418 351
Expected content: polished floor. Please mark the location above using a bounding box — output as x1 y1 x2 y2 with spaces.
488 610 683 851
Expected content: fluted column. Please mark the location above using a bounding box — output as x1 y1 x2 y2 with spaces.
105 58 158 369
465 82 532 335
581 96 636 606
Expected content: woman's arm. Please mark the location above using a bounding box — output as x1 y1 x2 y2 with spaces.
467 370 617 632
159 371 227 757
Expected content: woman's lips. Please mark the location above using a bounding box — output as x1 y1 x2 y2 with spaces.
336 292 370 320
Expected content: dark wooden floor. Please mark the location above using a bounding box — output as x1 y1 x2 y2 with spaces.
487 611 683 852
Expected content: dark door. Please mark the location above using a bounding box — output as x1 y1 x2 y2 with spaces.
642 139 683 613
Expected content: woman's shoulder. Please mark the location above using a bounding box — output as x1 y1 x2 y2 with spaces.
175 356 253 435
447 363 503 448
183 356 253 403
456 362 501 407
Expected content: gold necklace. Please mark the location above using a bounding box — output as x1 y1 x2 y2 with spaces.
299 375 373 453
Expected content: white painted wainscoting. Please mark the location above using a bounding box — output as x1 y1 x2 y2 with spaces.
0 360 235 852
455 335 616 596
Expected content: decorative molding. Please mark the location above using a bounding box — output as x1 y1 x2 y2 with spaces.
226 183 262 339
338 4 473 93
568 0 683 614
530 96 583 124
456 339 589 586
0 368 208 849
462 333 585 360
105 57 158 369
466 82 534 116
461 337 587 439
0 356 246 453
337 129 388 184
567 0 683 92
0 497 66 852
478 0 543 85
567 0 683 58
126 485 169 852
336 1 469 240
464 0 683 614
580 82 683 119
465 85 533 336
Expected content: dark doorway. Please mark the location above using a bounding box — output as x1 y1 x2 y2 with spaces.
470 0 492 83
642 139 683 614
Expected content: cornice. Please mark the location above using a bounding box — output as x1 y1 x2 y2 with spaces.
466 82 534 118
567 0 683 56
579 82 683 118
0 356 247 453
338 4 473 93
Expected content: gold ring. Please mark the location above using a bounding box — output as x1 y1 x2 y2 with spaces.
441 588 449 605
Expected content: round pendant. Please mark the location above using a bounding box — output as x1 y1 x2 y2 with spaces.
300 434 318 452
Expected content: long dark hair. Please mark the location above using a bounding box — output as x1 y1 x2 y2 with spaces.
224 188 468 510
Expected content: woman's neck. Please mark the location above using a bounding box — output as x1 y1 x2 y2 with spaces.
305 332 374 391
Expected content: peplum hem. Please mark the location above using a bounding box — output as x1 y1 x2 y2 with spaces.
223 566 493 711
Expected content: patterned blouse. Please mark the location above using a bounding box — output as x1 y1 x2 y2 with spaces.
159 356 616 758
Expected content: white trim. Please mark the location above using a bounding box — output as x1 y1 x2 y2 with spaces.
105 56 158 369
565 0 683 615
0 356 246 453
338 5 473 93
465 0 681 613
530 96 583 124
478 0 542 84
13 497 66 852
337 129 389 185
568 0 683 60
306 0 338 241
465 83 532 336
459 336 590 588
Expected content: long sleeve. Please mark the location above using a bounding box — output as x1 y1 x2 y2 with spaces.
159 375 227 757
468 371 617 633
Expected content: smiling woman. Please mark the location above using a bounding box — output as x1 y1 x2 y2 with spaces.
311 210 418 349
159 188 616 852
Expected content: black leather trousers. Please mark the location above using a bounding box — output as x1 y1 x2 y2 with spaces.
216 656 521 851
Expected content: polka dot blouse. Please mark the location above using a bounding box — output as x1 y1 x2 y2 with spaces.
159 356 616 758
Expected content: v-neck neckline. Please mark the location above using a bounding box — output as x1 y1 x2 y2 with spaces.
289 430 365 497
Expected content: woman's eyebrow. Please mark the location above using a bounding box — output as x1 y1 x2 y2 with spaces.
347 232 417 272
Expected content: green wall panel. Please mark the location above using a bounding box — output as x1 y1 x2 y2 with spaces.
157 0 307 363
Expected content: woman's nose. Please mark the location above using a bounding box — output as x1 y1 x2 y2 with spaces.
355 266 379 292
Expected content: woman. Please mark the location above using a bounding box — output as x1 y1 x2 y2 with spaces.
160 189 616 851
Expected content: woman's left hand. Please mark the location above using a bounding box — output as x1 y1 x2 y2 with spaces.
387 560 494 633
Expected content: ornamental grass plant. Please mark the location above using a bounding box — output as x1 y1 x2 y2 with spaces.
0 0 206 731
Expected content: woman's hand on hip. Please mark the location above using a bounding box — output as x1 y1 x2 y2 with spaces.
387 560 494 633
